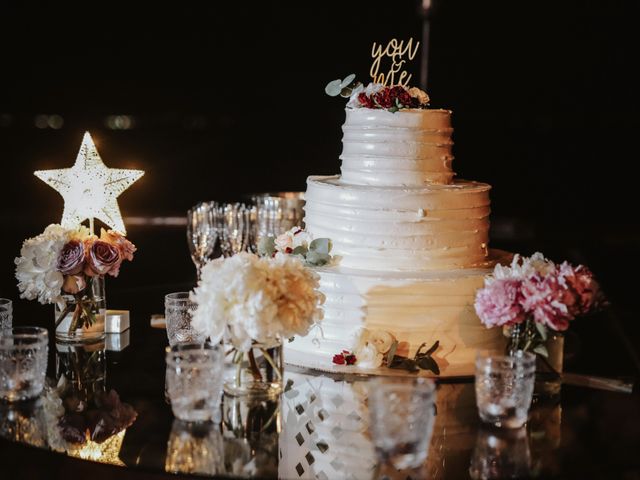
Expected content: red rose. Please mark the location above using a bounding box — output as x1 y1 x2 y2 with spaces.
85 240 121 277
358 92 375 108
388 86 413 108
374 88 394 108
345 353 357 365
332 353 346 365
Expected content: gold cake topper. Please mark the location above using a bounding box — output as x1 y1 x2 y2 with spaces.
370 38 420 87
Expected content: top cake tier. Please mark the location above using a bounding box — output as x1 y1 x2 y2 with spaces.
340 108 454 187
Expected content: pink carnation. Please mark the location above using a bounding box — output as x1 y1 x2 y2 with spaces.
474 279 527 328
520 275 573 331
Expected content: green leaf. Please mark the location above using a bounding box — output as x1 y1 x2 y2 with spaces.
389 358 419 373
340 74 356 88
535 322 548 341
533 345 549 357
417 356 440 375
425 340 440 357
414 342 427 357
309 238 331 255
325 79 343 96
305 251 331 266
257 236 276 257
386 340 399 366
292 246 308 256
387 106 399 113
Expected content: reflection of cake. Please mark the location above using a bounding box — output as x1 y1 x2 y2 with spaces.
285 90 506 376
279 369 478 479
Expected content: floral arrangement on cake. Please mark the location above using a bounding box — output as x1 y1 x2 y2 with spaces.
15 224 136 333
332 328 441 374
474 252 603 357
325 74 430 113
257 226 333 267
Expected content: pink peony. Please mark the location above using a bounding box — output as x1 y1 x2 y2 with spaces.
85 240 121 277
520 275 573 331
474 279 527 328
57 240 85 275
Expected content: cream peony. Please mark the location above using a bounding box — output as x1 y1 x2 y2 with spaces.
190 252 324 352
15 224 71 307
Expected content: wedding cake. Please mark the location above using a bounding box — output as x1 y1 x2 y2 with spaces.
285 84 506 377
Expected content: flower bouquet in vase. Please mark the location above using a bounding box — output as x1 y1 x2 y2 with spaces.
16 224 135 344
191 249 325 398
475 252 603 396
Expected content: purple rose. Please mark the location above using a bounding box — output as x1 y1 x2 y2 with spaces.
57 240 85 275
85 240 121 277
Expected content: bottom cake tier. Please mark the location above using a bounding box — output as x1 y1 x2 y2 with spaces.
285 250 510 377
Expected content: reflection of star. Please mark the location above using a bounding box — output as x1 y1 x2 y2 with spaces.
34 132 144 234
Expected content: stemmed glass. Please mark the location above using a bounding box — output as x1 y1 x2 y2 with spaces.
218 203 256 257
187 202 220 279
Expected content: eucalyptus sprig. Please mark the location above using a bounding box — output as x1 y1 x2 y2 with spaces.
325 74 362 98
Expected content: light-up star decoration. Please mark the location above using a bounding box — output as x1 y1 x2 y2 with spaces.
34 131 144 234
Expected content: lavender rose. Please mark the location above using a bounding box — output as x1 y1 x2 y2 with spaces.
57 240 85 275
85 240 121 277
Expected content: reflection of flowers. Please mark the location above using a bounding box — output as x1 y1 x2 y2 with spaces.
58 388 137 445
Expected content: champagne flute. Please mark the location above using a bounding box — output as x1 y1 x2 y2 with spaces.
187 202 219 279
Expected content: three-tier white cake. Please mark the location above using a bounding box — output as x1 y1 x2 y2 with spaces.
285 105 506 377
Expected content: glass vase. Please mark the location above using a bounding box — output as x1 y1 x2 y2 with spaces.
224 341 283 398
534 332 564 398
55 276 106 344
507 323 564 398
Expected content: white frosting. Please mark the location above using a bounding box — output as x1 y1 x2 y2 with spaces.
285 253 508 377
340 108 454 186
305 175 491 271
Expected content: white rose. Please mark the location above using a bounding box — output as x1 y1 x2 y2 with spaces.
274 231 293 252
369 330 396 354
355 343 383 369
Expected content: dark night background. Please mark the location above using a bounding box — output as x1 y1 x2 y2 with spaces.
0 1 639 376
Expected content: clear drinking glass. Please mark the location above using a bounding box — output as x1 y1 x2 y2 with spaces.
164 292 207 346
0 327 49 402
218 202 255 256
165 343 224 422
187 202 220 278
368 377 437 470
0 298 12 330
475 350 536 429
251 192 305 245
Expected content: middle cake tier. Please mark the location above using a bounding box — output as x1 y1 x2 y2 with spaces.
305 175 491 271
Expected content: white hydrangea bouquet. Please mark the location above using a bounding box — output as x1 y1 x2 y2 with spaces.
190 250 325 394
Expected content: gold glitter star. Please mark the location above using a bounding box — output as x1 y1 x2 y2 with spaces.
34 131 144 234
